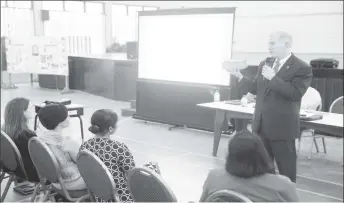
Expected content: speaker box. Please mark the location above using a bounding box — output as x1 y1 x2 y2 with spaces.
41 10 50 21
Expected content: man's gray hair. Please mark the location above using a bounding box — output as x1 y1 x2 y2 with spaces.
271 31 293 46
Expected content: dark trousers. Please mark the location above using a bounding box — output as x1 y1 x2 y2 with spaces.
260 136 297 183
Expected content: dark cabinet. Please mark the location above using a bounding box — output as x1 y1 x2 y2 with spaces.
38 56 138 102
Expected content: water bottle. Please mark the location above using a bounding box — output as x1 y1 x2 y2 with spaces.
214 90 220 102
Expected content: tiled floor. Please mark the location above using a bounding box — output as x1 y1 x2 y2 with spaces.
1 83 343 202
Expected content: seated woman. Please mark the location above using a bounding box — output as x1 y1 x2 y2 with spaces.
1 97 39 183
80 109 160 202
37 103 86 190
200 130 299 202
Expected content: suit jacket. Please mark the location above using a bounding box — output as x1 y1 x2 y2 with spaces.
238 53 313 140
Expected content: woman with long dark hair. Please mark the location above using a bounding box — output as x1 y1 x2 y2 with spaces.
200 130 299 202
1 97 39 182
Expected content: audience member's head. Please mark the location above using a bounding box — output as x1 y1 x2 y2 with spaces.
38 104 69 131
225 130 275 178
88 109 118 136
268 31 292 59
2 97 33 138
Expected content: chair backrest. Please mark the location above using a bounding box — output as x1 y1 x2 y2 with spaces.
329 96 343 114
301 87 322 111
28 137 61 183
77 150 117 202
127 167 177 202
205 190 252 202
0 130 28 179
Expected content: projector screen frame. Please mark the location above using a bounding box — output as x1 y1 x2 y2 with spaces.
135 7 237 132
137 7 237 88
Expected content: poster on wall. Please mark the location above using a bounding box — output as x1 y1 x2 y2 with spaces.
5 36 69 76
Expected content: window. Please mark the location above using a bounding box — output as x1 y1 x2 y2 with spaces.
86 2 104 14
42 1 64 11
65 1 84 13
1 1 7 7
127 6 142 41
7 1 32 9
112 4 129 45
1 7 34 37
143 7 158 11
112 4 127 16
44 11 105 54
128 5 142 16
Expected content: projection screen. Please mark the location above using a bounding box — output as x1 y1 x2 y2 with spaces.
138 8 236 86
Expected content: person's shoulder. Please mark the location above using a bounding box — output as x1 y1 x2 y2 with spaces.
266 174 296 189
292 55 311 69
207 168 229 179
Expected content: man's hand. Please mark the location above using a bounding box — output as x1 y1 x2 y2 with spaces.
262 65 276 80
246 92 256 103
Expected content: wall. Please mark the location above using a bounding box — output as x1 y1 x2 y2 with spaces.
124 1 344 68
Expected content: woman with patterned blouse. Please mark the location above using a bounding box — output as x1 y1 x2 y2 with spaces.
80 109 160 202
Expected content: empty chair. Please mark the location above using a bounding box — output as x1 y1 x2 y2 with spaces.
127 167 177 202
0 131 39 202
28 137 87 202
330 96 343 114
298 87 325 159
205 190 252 202
329 96 343 166
76 149 118 202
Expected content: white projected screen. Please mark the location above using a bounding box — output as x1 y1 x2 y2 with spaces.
138 13 234 86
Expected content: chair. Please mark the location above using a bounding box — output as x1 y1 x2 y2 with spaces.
298 103 326 159
329 96 343 166
204 190 252 202
0 131 40 202
298 87 325 159
76 149 118 202
299 96 343 160
127 167 177 202
330 96 343 114
28 137 88 202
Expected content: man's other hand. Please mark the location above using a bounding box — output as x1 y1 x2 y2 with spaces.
222 60 247 79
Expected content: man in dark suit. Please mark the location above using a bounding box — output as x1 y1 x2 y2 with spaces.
230 31 313 182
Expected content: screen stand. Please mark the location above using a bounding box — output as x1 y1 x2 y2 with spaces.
61 75 73 94
168 124 186 131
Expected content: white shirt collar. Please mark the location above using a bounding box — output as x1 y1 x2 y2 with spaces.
274 52 292 71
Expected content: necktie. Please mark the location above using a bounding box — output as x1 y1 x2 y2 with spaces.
273 60 281 73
